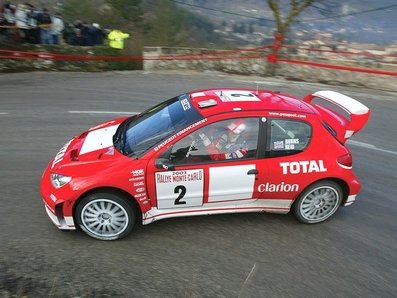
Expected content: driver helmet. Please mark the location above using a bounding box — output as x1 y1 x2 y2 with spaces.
227 119 246 142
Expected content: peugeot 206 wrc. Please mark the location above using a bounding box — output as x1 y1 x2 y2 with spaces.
40 89 370 240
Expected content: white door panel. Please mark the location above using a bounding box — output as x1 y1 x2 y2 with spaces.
208 164 256 202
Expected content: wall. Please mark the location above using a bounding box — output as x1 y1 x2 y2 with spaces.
143 46 397 92
0 44 141 72
1 44 394 91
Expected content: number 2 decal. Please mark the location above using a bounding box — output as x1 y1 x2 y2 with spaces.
174 185 187 205
216 90 260 102
231 92 254 98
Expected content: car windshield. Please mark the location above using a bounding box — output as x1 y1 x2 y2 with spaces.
116 94 203 157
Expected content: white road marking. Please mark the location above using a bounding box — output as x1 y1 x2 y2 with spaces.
68 111 140 115
348 140 397 155
238 263 258 298
0 112 9 115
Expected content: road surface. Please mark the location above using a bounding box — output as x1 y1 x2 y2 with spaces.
0 71 396 297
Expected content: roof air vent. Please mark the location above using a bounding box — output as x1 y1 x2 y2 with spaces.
198 99 217 108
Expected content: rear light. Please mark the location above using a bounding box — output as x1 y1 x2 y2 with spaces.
337 153 352 168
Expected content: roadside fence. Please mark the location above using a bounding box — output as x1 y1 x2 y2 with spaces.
0 43 396 77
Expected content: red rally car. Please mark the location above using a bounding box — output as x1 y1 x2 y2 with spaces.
40 89 370 240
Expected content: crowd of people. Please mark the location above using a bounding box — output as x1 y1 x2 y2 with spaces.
0 2 106 46
64 20 105 46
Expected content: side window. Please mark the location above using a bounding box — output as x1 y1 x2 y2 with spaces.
169 118 259 165
269 119 311 157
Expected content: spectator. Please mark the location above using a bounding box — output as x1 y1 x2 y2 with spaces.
62 22 74 44
0 5 6 40
0 2 16 41
51 12 64 44
26 3 39 44
108 29 130 49
92 23 104 45
80 20 94 46
70 19 83 45
37 7 52 44
15 3 29 41
2 2 16 25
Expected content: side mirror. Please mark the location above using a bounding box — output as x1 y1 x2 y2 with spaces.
155 158 175 171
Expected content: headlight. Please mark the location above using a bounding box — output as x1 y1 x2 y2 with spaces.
50 173 72 188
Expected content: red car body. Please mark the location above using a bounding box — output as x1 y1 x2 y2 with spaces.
41 89 370 240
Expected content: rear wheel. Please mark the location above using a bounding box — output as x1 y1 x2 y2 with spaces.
75 192 136 240
293 181 342 224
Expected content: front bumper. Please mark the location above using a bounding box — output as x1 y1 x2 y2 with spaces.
44 204 75 230
41 163 76 230
343 194 357 206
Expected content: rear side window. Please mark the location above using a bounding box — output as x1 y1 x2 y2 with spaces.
268 119 312 157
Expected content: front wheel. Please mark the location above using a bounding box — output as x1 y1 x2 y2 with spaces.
75 192 136 240
293 181 342 224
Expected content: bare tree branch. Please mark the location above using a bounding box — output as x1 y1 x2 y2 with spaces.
268 0 315 35
267 0 283 33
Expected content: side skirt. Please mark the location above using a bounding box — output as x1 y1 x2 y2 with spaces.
142 199 292 225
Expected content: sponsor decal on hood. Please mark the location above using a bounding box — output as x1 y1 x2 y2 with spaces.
79 124 119 155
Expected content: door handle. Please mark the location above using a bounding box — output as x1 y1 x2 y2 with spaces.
247 169 258 175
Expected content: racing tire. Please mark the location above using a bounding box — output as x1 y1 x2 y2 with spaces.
75 192 136 240
293 181 342 224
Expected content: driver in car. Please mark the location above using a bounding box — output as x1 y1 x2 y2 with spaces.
198 119 251 160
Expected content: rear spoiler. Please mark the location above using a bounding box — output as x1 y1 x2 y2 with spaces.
303 91 370 144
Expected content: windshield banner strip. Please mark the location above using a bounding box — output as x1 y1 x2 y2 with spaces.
154 118 208 152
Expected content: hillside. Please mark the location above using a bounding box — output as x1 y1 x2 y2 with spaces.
175 0 397 44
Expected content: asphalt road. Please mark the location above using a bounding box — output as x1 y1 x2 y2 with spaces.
0 71 396 298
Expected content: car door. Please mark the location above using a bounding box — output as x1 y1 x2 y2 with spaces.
149 117 265 210
257 116 314 202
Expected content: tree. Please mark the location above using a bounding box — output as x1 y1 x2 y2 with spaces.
266 0 315 75
144 0 219 47
106 0 143 28
144 0 181 46
62 0 128 30
268 0 315 38
62 0 100 23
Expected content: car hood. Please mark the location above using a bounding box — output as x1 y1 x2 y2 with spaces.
50 117 127 171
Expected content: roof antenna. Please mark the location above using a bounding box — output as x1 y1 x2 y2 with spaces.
255 84 259 95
